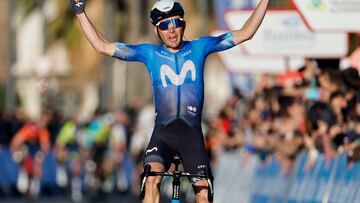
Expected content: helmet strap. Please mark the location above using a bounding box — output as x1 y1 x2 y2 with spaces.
156 26 162 41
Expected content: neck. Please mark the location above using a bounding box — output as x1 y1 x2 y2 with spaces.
164 41 184 53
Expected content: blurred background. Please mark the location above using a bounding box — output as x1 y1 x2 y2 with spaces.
0 0 360 202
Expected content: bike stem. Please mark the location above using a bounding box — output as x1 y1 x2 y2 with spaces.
172 171 181 201
172 155 181 201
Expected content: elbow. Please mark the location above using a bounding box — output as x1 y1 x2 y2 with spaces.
94 42 110 55
244 35 254 42
244 30 256 41
238 34 253 44
235 28 256 44
248 34 255 41
95 49 104 55
95 45 106 55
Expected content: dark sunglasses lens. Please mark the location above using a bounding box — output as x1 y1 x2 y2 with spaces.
158 19 184 30
158 21 170 30
176 19 184 27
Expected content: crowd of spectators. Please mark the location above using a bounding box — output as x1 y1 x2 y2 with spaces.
205 60 360 175
0 101 150 202
0 59 360 202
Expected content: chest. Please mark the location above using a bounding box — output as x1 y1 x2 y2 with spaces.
149 49 205 85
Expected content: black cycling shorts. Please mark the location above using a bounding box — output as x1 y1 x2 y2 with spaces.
143 119 212 183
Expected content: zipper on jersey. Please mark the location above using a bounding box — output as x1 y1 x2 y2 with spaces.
175 54 180 118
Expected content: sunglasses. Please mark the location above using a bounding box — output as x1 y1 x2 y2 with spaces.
156 18 185 31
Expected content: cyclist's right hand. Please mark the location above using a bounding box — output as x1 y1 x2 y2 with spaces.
69 0 86 14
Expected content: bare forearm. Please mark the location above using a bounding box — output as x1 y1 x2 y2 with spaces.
76 13 115 56
232 0 269 45
88 19 109 43
10 136 23 152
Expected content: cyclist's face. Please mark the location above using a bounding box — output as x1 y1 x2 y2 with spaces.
154 16 185 52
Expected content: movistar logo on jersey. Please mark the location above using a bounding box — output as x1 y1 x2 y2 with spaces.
160 60 196 87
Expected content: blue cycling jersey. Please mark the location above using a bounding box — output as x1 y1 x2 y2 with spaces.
113 32 235 126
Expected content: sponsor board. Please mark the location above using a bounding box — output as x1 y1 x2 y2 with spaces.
212 31 305 74
291 0 360 32
224 9 348 57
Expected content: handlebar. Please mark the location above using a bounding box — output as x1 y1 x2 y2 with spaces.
139 164 214 202
147 171 207 178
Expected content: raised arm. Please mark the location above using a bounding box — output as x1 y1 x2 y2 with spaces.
231 0 269 45
70 0 115 56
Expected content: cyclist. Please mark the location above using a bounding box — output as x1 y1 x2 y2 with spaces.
10 112 51 197
69 0 269 202
54 114 84 202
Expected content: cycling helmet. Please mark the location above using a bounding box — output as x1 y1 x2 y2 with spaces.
150 0 184 26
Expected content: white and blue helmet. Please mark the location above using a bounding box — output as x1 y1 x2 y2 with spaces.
150 0 185 26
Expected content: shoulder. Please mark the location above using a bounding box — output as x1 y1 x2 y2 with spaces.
115 42 157 50
137 43 159 50
183 37 212 51
113 42 159 61
189 32 233 44
190 36 213 44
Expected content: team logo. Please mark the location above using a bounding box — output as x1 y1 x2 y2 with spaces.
187 106 197 116
160 60 196 87
197 165 206 169
75 2 83 7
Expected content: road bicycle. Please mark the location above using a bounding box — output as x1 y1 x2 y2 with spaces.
140 155 214 203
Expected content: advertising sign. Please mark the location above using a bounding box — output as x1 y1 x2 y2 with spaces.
213 0 258 29
212 31 305 74
217 45 305 74
224 10 348 57
291 0 360 32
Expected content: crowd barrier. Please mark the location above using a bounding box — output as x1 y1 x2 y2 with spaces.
2 146 360 202
214 149 360 203
0 146 135 198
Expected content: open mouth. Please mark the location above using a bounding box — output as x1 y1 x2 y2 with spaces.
168 36 178 43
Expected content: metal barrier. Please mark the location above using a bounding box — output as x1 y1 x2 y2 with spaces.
214 149 360 203
1 146 360 202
